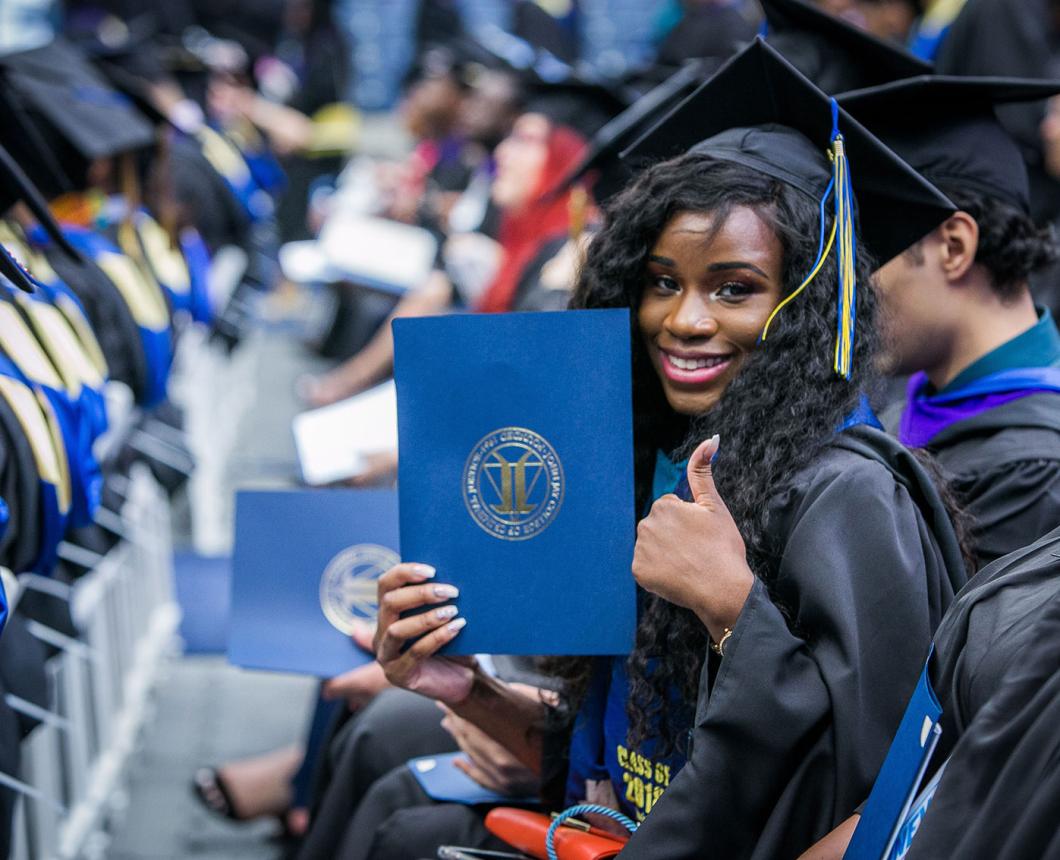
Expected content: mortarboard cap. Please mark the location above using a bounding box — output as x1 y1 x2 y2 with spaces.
760 0 931 93
623 38 956 377
838 75 1060 214
0 143 83 265
523 74 632 140
549 60 707 203
0 38 154 195
623 38 955 267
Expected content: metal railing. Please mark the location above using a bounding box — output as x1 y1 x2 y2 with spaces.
7 463 181 860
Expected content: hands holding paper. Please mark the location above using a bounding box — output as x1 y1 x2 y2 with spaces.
374 563 476 705
632 436 755 645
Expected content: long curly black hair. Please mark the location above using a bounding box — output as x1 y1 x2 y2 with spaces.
554 151 884 754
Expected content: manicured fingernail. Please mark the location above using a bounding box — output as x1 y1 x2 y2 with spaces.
709 435 720 465
448 617 467 633
415 564 436 578
435 606 458 620
433 584 459 598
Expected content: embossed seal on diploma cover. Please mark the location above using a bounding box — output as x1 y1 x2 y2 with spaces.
320 543 400 633
463 427 564 541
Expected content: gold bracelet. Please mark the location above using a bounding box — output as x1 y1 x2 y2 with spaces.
711 627 733 657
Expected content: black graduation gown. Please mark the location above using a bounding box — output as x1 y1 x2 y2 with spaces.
926 524 1060 765
0 675 22 860
905 526 1060 859
923 393 1060 567
44 244 150 400
619 426 967 860
0 391 41 574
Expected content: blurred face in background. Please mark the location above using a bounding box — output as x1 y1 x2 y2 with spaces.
402 74 464 141
854 0 920 42
459 70 523 150
491 113 551 210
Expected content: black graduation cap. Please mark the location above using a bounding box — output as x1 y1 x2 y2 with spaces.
622 38 956 377
838 75 1060 214
523 74 632 140
0 37 154 196
548 61 707 203
761 0 931 93
623 38 955 268
0 142 83 264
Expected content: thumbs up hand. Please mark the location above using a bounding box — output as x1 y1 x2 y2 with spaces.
631 436 755 644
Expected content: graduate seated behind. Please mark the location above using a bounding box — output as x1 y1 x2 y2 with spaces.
838 77 1060 568
359 41 967 860
299 110 592 408
800 524 1060 860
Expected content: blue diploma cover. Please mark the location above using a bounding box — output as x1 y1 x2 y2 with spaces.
844 655 943 860
228 489 399 677
393 309 636 656
407 752 537 806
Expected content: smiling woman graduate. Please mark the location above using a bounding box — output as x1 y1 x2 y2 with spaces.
365 40 969 860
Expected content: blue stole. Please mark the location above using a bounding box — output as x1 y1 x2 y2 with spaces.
30 277 109 441
0 355 69 574
180 228 214 324
55 225 174 408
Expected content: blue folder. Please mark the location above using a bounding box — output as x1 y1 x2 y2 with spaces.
887 759 948 860
844 655 943 860
393 309 636 656
407 752 538 806
228 489 399 677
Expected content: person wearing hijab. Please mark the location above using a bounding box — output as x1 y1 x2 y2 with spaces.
837 77 1060 568
367 39 966 860
299 109 591 408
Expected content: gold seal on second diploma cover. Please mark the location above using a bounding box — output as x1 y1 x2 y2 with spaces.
463 427 564 541
319 543 400 634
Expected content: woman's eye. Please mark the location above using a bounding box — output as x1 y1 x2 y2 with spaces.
716 281 754 299
651 275 679 293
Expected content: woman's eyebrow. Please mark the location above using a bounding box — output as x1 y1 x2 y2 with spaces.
708 261 768 278
647 254 676 266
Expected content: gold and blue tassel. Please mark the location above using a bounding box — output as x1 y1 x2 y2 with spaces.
761 99 858 379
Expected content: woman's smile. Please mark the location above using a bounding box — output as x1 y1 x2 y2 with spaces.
638 207 785 416
657 348 735 384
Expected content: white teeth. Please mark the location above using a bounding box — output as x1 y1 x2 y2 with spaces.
668 355 727 371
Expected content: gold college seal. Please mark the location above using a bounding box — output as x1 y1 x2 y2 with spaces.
463 426 564 541
319 543 399 634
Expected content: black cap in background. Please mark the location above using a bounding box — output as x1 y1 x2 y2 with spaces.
623 38 955 267
0 37 154 196
548 60 708 203
760 0 930 93
839 75 1060 214
523 75 632 141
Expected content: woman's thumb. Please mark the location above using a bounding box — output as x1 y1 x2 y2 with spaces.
686 435 721 507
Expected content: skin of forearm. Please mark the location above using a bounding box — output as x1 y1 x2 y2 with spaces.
450 670 547 774
248 97 315 152
337 273 453 387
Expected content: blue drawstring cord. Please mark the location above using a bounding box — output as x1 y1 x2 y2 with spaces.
545 804 638 860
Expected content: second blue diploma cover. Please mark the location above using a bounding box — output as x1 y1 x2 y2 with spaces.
393 309 636 655
229 488 400 677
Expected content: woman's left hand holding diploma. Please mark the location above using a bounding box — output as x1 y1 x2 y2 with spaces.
374 563 476 705
632 435 755 645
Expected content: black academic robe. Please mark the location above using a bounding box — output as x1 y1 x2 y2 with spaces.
44 245 149 401
619 426 967 860
926 393 1060 568
926 524 1060 765
0 392 41 574
905 526 1060 859
0 675 21 860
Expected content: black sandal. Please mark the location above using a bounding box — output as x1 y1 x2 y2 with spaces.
192 767 240 820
